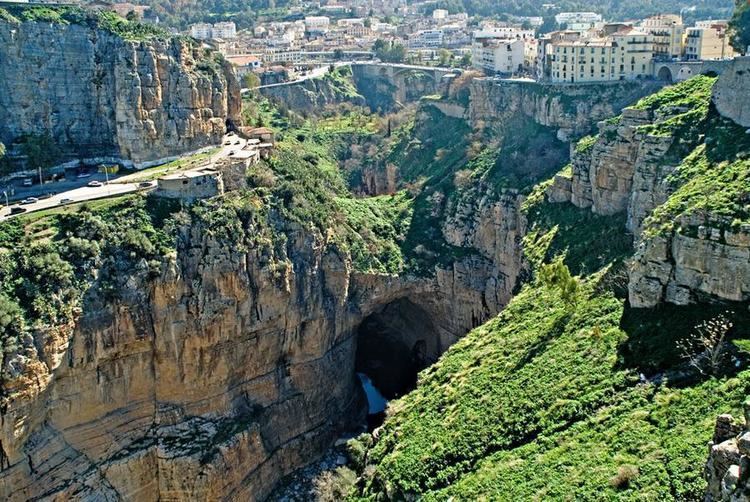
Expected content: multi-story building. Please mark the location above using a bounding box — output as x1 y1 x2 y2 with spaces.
212 22 237 39
304 16 331 34
473 26 535 41
408 29 444 48
640 14 684 60
472 38 525 75
190 23 213 40
685 22 737 60
555 12 603 29
549 28 653 83
432 8 448 20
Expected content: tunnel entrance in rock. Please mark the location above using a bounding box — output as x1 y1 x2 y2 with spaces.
355 298 440 421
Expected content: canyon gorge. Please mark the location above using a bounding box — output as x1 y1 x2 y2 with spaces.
1 7 750 501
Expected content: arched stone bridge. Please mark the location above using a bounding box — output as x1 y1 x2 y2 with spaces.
654 60 734 83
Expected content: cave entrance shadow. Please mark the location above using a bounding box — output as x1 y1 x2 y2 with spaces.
355 298 440 403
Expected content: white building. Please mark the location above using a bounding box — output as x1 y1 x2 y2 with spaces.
432 8 448 20
473 27 535 41
304 16 331 34
212 22 236 39
472 38 525 75
555 12 603 29
408 29 444 48
190 23 213 40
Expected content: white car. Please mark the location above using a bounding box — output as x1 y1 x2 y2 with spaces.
59 198 74 205
87 180 103 187
21 197 39 205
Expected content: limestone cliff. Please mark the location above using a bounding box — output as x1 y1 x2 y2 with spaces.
0 197 502 500
259 68 365 113
544 68 750 308
468 79 661 141
0 17 241 168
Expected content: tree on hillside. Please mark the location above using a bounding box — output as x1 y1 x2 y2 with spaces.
730 0 750 54
20 134 62 173
242 72 260 89
373 39 406 63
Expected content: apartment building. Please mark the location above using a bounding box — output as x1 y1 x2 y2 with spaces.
190 23 213 40
685 22 737 60
472 38 525 75
189 22 236 40
212 22 237 39
304 16 331 34
549 29 653 83
555 11 603 30
640 14 684 60
408 29 444 48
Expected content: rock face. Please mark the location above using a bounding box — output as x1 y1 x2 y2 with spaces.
0 211 503 500
468 79 661 140
259 74 365 113
705 404 750 501
548 107 674 234
713 57 750 129
543 71 750 308
0 20 241 168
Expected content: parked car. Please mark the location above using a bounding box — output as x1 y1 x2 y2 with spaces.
59 198 74 205
21 197 39 204
10 206 27 215
138 181 154 188
228 151 235 156
224 141 232 145
87 180 103 187
234 140 241 145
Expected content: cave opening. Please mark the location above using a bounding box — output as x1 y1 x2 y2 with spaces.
355 298 440 429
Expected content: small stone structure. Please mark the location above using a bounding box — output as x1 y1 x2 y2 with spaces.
705 402 750 501
156 167 223 201
215 149 260 191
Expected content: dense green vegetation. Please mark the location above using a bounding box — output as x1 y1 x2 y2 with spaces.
0 5 169 41
0 196 179 387
730 0 750 54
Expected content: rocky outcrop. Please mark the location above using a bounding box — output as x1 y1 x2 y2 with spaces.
713 57 750 129
443 189 528 311
468 79 661 141
629 217 750 308
259 73 365 114
0 20 241 168
0 206 505 500
548 107 675 233
705 403 750 501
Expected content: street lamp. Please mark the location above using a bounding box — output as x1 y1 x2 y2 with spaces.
2 191 7 208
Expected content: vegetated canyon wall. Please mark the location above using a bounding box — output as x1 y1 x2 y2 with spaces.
0 209 502 500
546 59 750 308
0 20 241 168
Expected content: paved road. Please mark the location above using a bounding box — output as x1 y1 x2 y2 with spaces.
0 182 154 219
0 133 248 220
